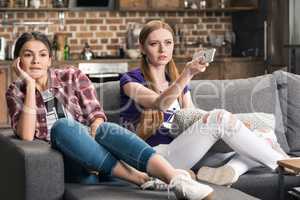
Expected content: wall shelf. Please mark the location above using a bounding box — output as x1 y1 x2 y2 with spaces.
0 6 257 12
118 7 257 12
0 8 68 12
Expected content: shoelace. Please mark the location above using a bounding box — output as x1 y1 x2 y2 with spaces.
168 174 188 200
141 178 168 190
153 179 168 190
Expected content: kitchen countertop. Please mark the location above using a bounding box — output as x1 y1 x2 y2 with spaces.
0 56 264 67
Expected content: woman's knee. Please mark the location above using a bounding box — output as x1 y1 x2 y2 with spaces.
95 122 124 139
205 109 238 129
51 118 77 141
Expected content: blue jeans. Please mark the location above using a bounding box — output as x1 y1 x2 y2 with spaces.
50 118 155 184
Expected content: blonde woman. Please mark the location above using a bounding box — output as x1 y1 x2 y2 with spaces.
120 20 290 187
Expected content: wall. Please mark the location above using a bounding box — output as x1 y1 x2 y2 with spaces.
0 3 232 59
289 0 300 44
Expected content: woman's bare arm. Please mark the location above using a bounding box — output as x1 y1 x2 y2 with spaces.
123 60 207 111
14 58 37 141
16 81 37 141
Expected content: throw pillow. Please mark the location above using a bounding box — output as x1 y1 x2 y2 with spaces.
172 108 275 136
189 74 289 153
274 70 300 151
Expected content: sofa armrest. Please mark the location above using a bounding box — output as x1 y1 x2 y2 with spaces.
0 129 64 200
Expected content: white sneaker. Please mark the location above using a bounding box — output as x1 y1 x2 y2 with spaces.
169 173 213 200
140 170 191 191
197 165 238 186
140 177 168 191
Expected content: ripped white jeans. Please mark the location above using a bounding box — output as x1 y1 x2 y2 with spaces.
154 109 287 170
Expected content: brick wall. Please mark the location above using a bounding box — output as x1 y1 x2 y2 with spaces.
0 5 232 59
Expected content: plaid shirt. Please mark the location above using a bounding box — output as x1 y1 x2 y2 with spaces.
6 67 107 141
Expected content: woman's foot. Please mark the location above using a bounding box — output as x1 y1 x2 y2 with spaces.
141 169 195 191
170 172 213 200
140 177 168 190
141 169 213 199
197 165 238 186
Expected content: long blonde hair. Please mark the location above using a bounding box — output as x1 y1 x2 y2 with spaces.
137 20 183 140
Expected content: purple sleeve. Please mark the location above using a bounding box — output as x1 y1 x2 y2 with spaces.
183 84 191 94
120 68 145 87
120 68 190 94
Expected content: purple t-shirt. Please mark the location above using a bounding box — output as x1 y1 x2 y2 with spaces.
120 68 190 147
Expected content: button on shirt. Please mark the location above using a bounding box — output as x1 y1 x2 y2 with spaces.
6 67 107 141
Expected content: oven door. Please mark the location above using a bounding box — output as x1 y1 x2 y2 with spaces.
78 62 128 84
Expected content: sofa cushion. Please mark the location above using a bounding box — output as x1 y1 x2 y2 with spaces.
0 130 65 200
233 167 300 200
65 180 259 200
172 108 275 135
274 70 300 151
189 74 289 153
94 81 120 123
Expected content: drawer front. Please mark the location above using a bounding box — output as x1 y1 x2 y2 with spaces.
119 0 148 10
149 0 183 10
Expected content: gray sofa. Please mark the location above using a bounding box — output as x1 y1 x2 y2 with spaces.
0 70 300 200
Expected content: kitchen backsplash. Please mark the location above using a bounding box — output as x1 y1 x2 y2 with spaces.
0 7 232 58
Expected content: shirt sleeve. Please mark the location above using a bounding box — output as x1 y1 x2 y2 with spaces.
74 69 107 125
121 68 190 95
120 68 145 87
5 83 24 133
183 84 191 94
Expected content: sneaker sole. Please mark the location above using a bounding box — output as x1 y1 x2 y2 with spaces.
197 166 237 186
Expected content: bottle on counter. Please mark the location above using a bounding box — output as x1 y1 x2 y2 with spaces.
117 45 125 58
126 24 134 49
51 39 58 60
63 38 70 60
80 42 94 60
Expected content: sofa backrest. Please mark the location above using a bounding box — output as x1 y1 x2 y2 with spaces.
94 81 120 124
189 74 289 152
190 74 275 113
274 70 300 153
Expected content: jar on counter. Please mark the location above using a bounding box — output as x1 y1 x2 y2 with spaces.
52 0 65 8
199 0 206 9
30 0 40 8
81 42 94 61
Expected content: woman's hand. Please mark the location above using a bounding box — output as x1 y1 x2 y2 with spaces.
12 57 35 84
183 57 209 77
90 118 105 138
136 109 164 140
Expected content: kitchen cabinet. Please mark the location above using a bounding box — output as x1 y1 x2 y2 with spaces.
0 1 258 12
175 56 266 80
118 0 148 10
0 65 12 128
0 7 68 11
125 56 266 80
148 0 183 10
118 0 258 11
118 0 182 11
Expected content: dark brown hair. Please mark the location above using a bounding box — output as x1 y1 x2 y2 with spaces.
14 31 52 59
